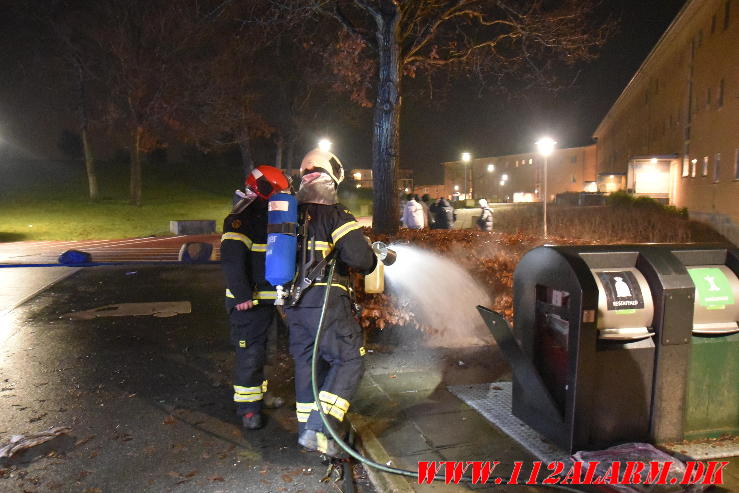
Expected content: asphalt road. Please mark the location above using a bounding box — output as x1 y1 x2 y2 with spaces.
0 264 373 493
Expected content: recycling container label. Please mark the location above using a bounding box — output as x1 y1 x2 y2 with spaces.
597 271 645 311
688 267 735 310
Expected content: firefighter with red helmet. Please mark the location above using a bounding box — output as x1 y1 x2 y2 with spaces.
221 165 290 430
286 149 376 456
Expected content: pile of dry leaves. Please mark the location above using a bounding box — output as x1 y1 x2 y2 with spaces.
352 229 554 333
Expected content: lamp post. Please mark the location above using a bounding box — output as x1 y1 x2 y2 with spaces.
535 137 557 238
461 152 471 200
487 163 495 201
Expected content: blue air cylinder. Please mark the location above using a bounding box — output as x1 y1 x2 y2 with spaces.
266 193 298 303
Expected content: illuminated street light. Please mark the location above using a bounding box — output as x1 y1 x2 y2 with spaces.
318 139 332 152
454 185 459 191
461 152 471 199
501 173 509 181
499 180 505 186
535 137 557 238
353 172 362 180
487 163 495 172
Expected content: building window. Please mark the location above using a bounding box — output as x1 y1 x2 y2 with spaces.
713 153 721 183
698 29 703 47
707 87 712 107
702 156 709 176
718 79 725 107
734 149 739 180
682 158 690 177
725 1 732 30
712 13 718 33
691 158 698 177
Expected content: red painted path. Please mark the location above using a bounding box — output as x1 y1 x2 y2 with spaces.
0 235 221 265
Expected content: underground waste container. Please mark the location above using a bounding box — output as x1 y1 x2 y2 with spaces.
486 245 694 453
668 245 739 439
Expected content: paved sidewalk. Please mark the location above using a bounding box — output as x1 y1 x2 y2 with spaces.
350 339 559 492
349 333 739 492
0 267 78 316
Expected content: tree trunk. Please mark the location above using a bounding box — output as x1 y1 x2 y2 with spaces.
81 127 99 201
239 133 255 179
129 126 143 206
74 60 99 201
274 134 284 169
371 7 402 234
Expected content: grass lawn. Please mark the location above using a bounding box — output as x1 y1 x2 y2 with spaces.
0 159 239 241
0 159 374 242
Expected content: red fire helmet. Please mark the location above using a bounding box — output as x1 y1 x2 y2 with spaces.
245 165 290 200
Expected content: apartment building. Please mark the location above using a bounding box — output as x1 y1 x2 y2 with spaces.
593 0 738 243
442 145 597 202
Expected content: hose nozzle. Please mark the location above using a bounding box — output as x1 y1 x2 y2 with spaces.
371 241 397 266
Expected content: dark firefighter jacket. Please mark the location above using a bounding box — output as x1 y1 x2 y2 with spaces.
221 198 276 305
297 203 377 307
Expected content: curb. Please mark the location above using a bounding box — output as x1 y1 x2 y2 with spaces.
0 267 80 316
351 414 415 493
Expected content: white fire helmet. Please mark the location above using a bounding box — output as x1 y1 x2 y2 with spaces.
299 148 344 185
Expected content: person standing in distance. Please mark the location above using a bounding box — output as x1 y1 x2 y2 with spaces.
221 165 289 431
287 148 376 456
476 198 494 232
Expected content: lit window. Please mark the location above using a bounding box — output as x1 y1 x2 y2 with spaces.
528 158 533 164
691 158 698 177
682 158 690 177
713 153 721 183
702 156 709 176
718 79 725 107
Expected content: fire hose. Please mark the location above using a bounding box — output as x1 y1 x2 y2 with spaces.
310 258 584 491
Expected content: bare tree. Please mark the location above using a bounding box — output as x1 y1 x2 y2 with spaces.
302 0 613 233
14 0 104 200
91 0 208 205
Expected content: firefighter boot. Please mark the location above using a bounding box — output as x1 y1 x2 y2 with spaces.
242 411 264 430
298 430 342 457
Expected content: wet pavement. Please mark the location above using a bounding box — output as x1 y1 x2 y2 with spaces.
1 263 737 493
0 265 373 493
352 329 739 492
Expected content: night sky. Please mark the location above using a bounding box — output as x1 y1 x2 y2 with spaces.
0 0 688 185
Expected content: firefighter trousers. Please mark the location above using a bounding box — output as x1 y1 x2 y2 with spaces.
226 301 275 415
286 293 365 436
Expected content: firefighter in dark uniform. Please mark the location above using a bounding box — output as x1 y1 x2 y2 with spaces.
221 165 289 430
286 149 376 456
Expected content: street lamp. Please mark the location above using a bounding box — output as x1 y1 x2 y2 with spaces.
535 137 557 238
318 138 332 152
461 152 472 198
461 152 471 199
